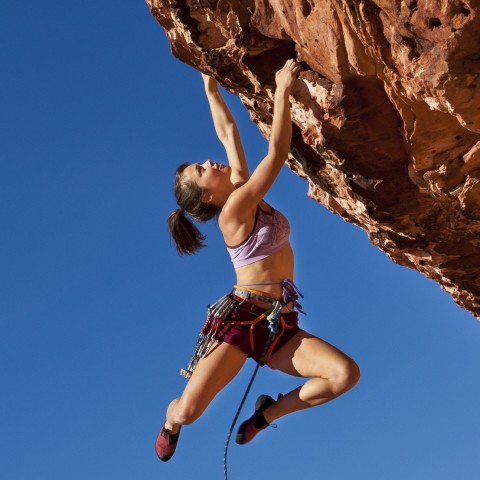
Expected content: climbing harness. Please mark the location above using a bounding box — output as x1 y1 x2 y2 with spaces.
180 280 304 379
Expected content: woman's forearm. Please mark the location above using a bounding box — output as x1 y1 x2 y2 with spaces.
202 73 249 183
268 88 292 160
204 85 237 144
221 59 299 213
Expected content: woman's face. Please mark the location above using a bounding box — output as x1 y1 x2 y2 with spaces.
183 160 231 194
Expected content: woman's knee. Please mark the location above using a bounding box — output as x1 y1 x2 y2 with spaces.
175 390 216 425
172 397 205 425
330 358 360 394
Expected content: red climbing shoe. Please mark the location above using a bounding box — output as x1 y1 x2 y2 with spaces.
155 424 181 462
236 394 277 445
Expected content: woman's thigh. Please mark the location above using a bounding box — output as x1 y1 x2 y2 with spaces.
269 330 356 379
180 341 247 413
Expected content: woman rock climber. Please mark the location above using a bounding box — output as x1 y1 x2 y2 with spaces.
156 59 360 462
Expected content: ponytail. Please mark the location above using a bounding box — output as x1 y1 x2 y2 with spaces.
168 163 220 255
168 208 206 255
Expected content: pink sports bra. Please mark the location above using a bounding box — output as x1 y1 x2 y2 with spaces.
226 203 290 268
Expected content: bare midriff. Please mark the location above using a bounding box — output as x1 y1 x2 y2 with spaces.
233 243 294 311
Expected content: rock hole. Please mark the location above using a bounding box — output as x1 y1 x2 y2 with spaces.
455 135 463 140
301 0 312 17
408 1 417 10
242 41 297 88
459 6 470 16
427 17 442 28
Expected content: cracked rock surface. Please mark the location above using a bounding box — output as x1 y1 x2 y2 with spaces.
147 0 480 318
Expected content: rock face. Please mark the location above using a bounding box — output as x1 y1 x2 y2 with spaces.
147 0 480 318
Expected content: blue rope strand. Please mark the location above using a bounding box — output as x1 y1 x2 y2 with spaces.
223 280 305 479
223 354 262 480
223 321 278 480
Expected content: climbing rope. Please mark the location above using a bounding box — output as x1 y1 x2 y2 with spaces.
223 303 281 480
222 280 305 479
222 348 264 480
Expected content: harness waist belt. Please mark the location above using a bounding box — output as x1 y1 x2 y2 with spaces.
231 287 279 305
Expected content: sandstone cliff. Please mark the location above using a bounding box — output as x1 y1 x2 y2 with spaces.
147 0 480 318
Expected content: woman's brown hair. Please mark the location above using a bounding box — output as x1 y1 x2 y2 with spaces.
167 163 220 255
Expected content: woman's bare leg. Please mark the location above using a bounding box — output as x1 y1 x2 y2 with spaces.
264 331 360 423
164 341 247 433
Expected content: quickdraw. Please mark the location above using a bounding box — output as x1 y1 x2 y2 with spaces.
180 294 238 379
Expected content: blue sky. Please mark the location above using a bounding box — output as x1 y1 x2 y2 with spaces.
1 2 479 479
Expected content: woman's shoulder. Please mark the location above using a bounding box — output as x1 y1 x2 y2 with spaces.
220 198 276 227
219 201 258 246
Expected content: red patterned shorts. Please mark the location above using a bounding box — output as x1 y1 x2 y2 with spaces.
213 295 302 365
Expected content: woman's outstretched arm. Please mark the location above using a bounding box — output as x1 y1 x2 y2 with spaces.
202 74 249 186
222 59 301 221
